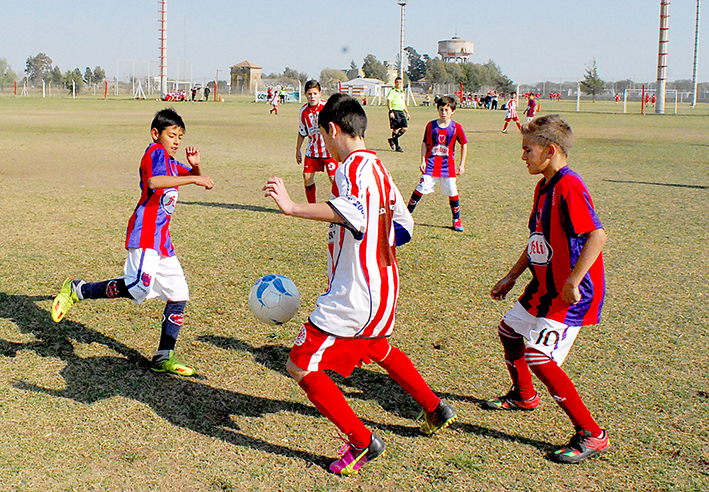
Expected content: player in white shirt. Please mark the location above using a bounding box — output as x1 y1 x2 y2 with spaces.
263 93 456 476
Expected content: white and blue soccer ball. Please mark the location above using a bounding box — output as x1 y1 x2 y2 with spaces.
248 274 301 325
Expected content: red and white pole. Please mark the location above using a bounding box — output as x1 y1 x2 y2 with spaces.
159 0 168 100
656 0 670 114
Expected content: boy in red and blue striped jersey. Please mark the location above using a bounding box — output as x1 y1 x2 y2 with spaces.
487 114 610 464
407 96 468 232
51 108 214 376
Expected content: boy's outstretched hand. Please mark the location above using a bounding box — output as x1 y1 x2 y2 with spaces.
263 177 295 215
185 146 200 167
490 276 516 301
194 175 215 189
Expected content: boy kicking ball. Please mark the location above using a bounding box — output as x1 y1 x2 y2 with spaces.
486 115 610 463
51 108 214 376
263 94 456 476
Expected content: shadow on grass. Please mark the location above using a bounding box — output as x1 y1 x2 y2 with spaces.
198 335 510 440
181 201 282 214
0 293 329 470
604 179 708 190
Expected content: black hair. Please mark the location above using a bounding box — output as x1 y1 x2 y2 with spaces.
151 108 185 133
319 93 367 138
304 80 322 92
437 95 457 111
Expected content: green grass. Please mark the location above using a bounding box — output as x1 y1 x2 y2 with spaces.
0 93 707 491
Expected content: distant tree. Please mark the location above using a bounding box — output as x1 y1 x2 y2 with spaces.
405 46 427 82
26 53 53 85
361 54 388 82
83 67 94 86
319 69 347 92
49 66 63 86
93 66 106 85
581 59 604 102
282 67 308 85
0 58 17 90
63 68 84 93
425 58 450 85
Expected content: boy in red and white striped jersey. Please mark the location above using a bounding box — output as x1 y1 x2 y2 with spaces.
264 93 456 476
296 80 338 203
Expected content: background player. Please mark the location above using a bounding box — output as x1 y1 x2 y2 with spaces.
502 92 522 133
386 77 410 152
524 93 537 123
51 108 215 376
295 80 338 203
486 114 609 463
263 94 456 476
406 96 468 232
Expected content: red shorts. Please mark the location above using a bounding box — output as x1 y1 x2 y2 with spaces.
304 156 338 177
289 321 391 377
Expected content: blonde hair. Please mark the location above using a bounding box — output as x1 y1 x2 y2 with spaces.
521 114 573 155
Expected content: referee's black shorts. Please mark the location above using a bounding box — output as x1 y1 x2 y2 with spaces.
389 110 408 130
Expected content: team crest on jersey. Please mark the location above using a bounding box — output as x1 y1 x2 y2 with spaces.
168 313 184 326
160 189 178 215
438 133 446 144
527 232 553 265
141 272 152 287
294 325 307 346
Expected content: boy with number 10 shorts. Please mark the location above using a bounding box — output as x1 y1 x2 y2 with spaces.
296 80 338 203
486 114 610 463
264 94 456 476
51 108 215 376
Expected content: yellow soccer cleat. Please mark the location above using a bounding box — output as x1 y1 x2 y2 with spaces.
51 277 79 322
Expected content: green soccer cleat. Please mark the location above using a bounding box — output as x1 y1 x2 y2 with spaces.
419 400 457 436
51 277 80 322
551 429 610 463
151 350 195 377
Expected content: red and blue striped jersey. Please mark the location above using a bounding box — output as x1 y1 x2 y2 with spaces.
125 143 192 257
519 166 605 326
422 120 467 178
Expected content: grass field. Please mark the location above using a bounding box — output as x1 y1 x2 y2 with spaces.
0 93 707 491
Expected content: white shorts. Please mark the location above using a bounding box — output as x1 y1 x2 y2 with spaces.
123 248 189 305
502 301 580 366
415 174 458 196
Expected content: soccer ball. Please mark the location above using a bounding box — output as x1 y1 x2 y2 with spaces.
248 274 301 325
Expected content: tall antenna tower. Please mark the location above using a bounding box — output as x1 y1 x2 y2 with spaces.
656 0 670 114
159 0 168 100
692 0 701 107
398 0 407 78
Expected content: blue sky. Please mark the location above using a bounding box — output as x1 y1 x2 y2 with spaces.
1 1 705 85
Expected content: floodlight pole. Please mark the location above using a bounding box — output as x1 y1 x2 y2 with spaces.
656 0 670 114
398 0 407 79
692 0 701 106
159 0 168 100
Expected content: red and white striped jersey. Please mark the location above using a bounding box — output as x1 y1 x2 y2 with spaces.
506 98 518 119
309 149 414 338
298 101 332 159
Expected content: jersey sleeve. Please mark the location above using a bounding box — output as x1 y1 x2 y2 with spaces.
147 146 170 177
176 160 192 176
391 184 413 246
327 162 367 239
298 107 308 137
560 178 603 236
455 123 468 145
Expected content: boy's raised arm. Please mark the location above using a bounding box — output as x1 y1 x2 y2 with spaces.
263 177 344 223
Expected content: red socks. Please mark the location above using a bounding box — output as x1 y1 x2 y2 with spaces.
298 371 371 448
305 184 316 203
498 322 536 400
526 348 602 436
376 347 440 413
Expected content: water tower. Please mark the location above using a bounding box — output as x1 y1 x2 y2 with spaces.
438 36 474 63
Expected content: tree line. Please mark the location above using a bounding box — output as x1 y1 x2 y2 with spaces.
0 53 105 93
